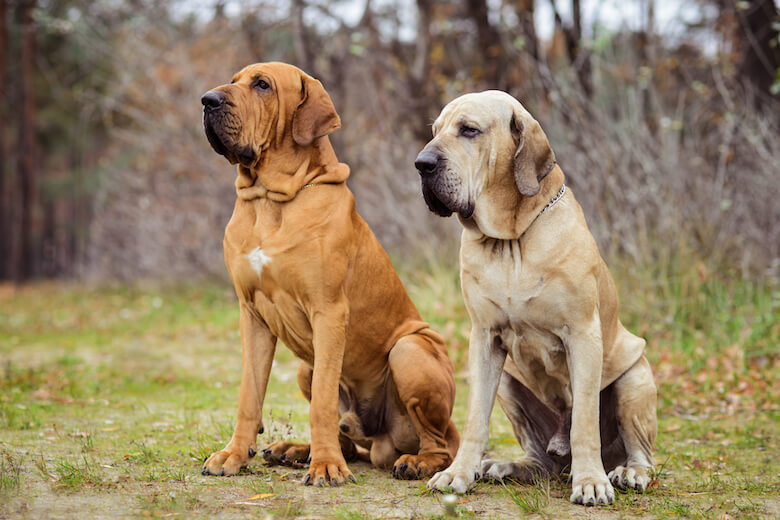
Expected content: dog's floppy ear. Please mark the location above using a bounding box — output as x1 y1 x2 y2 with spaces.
292 73 341 146
511 108 556 197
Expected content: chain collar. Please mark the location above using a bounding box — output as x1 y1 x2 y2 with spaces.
539 184 566 216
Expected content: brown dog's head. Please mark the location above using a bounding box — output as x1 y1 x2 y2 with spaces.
201 62 341 167
414 91 555 223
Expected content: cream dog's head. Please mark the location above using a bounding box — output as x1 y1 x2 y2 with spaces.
415 91 556 227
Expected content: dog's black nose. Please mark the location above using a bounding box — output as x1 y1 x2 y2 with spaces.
201 90 225 109
415 150 440 176
339 424 350 433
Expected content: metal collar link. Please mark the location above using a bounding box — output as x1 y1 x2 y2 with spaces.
539 184 566 216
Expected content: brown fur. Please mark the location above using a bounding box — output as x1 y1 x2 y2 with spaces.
200 62 459 486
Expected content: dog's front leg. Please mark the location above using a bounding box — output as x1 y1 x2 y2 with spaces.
427 326 506 494
304 303 355 487
203 302 277 476
566 318 614 506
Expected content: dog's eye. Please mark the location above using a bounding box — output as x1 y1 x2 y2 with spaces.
460 126 481 138
254 79 270 90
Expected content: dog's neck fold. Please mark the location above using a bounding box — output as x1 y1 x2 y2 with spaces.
461 166 566 239
235 137 349 202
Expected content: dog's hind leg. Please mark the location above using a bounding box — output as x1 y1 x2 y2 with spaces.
607 354 657 491
262 362 360 467
387 331 458 480
262 362 313 466
480 368 561 483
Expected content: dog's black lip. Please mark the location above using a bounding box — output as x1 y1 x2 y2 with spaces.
421 181 454 218
203 114 231 159
458 205 474 219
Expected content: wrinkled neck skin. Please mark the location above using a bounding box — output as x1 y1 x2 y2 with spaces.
458 166 565 240
235 136 350 202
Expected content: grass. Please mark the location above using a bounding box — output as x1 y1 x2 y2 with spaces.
0 261 777 518
0 449 23 494
503 478 552 515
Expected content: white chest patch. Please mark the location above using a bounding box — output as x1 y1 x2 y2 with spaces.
246 247 272 279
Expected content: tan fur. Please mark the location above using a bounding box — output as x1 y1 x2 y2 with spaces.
418 91 657 506
200 62 459 486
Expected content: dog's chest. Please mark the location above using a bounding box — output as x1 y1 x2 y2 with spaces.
461 239 549 324
224 204 315 359
462 239 573 407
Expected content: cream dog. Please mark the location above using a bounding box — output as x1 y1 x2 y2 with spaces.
415 91 657 506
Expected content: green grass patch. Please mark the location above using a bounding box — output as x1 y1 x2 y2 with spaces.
0 264 777 518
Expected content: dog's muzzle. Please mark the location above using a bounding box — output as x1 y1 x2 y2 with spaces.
201 91 256 166
415 149 474 218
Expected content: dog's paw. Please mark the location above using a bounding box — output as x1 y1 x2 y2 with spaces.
302 458 355 487
608 465 652 491
480 458 549 483
202 443 256 476
570 473 615 506
479 459 516 482
426 464 480 494
392 452 452 480
262 441 311 467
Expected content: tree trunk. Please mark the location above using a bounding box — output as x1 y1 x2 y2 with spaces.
292 0 314 75
735 0 780 100
466 0 503 88
13 0 36 282
514 0 539 61
410 0 434 142
550 0 592 96
570 0 592 96
0 0 7 279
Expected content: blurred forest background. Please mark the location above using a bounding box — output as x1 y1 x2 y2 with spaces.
0 0 777 282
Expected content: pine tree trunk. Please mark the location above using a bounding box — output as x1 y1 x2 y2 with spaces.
0 0 8 279
13 0 36 282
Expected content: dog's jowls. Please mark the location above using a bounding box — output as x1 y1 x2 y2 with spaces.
416 91 657 506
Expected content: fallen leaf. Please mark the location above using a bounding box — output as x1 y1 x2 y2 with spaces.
31 388 52 399
247 493 274 500
101 426 120 432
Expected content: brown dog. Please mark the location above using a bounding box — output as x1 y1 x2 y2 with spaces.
199 62 459 486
